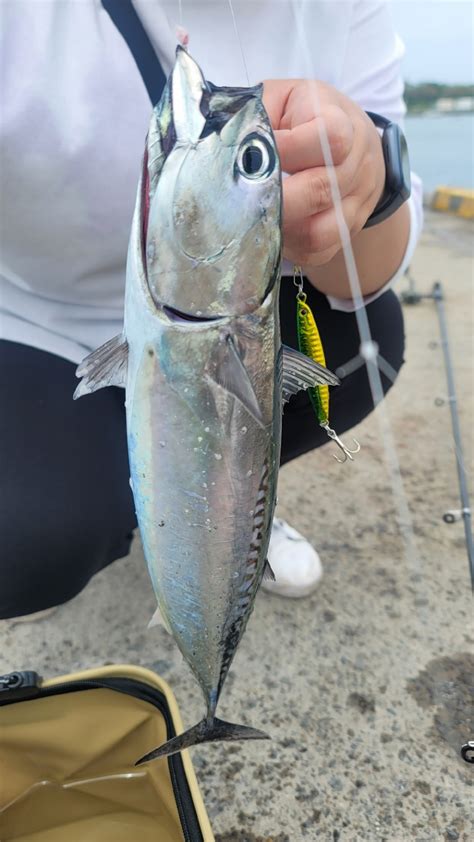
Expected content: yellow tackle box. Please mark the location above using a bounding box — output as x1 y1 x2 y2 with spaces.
0 664 214 841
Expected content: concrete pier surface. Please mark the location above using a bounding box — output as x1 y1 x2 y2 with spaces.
1 210 472 841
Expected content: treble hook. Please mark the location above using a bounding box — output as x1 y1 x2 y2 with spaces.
321 423 361 464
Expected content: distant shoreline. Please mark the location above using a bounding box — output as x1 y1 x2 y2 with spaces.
404 83 474 116
406 109 474 116
403 108 473 194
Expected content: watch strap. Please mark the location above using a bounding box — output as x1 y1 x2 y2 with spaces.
363 111 410 229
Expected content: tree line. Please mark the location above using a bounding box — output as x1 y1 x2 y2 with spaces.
405 82 474 112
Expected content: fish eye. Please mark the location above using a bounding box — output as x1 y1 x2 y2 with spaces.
236 134 276 181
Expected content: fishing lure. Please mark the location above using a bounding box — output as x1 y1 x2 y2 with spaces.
294 266 360 463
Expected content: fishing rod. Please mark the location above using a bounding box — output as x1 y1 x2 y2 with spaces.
400 274 473 589
401 273 474 768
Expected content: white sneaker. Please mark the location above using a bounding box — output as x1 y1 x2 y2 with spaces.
261 517 323 598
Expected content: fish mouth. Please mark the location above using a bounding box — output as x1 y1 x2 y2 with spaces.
162 304 226 324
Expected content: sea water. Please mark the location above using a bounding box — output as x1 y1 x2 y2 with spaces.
404 112 474 195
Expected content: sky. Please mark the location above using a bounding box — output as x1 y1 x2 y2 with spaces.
391 0 474 84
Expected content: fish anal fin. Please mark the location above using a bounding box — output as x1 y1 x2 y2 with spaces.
281 345 339 405
74 334 128 399
148 605 172 635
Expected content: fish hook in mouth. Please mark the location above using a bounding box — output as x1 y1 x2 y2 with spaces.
162 304 225 324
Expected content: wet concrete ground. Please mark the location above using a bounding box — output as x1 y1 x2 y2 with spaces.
1 210 472 840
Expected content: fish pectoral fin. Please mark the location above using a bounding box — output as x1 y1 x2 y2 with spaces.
148 605 173 636
263 559 276 582
74 334 129 399
209 334 265 428
135 717 270 763
280 345 340 405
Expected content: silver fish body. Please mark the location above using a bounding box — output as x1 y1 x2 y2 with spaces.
75 47 339 761
127 295 281 711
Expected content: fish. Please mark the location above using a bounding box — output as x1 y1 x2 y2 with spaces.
74 47 339 762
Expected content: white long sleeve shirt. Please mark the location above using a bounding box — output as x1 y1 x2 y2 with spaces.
0 0 423 363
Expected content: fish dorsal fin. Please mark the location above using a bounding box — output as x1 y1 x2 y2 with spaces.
209 334 265 428
74 334 128 399
281 345 339 405
172 46 206 144
263 559 276 581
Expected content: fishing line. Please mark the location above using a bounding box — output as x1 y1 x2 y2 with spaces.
222 2 421 588
289 0 420 573
226 0 251 86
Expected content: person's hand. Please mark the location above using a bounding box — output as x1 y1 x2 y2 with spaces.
263 79 386 268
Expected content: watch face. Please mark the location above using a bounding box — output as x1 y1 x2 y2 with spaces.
399 132 411 198
363 114 411 228
385 124 411 200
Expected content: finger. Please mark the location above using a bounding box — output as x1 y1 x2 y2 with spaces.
262 79 297 128
283 197 360 263
283 239 340 268
282 160 355 224
275 105 353 173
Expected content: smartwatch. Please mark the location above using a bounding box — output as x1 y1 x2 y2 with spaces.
363 112 411 228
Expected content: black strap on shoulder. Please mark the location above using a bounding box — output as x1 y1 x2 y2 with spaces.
101 0 167 105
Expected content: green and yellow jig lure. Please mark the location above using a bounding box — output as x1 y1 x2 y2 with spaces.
293 266 360 463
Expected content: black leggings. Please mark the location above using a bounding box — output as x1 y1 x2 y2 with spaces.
0 283 405 617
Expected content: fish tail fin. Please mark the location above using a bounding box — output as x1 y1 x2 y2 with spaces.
134 717 270 764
